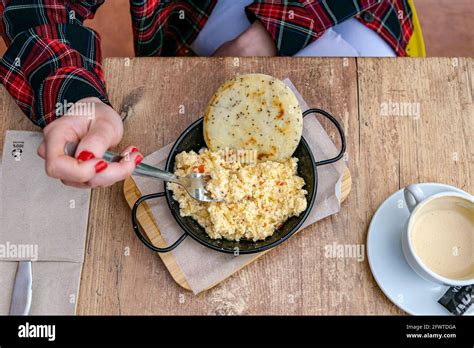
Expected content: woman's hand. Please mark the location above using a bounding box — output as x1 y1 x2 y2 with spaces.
213 21 277 56
37 97 143 188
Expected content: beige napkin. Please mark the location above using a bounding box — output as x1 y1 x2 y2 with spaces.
0 130 90 314
133 79 346 294
0 262 82 315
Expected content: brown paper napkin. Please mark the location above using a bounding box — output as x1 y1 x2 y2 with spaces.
0 262 82 315
132 79 347 294
0 130 90 314
0 131 90 262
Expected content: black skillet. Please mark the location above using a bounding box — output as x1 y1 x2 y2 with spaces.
132 108 346 254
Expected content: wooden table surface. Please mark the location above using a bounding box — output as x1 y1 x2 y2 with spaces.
1 57 472 315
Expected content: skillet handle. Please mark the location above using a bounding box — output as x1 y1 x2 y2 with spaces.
303 108 346 167
132 192 187 253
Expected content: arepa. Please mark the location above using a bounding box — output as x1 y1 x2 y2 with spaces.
203 74 303 162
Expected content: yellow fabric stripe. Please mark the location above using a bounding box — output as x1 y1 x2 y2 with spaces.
406 0 426 57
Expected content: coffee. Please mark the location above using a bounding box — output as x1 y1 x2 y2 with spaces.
411 196 474 280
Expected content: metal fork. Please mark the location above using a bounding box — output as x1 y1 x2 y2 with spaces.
64 142 222 202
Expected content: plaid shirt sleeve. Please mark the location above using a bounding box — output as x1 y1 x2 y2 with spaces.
245 0 384 56
355 0 413 57
130 0 216 56
0 0 108 128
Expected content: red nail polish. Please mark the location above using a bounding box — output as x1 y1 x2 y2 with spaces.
95 160 108 173
130 147 139 153
135 155 143 165
77 150 95 161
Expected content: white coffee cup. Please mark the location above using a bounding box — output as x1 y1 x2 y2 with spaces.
401 184 474 286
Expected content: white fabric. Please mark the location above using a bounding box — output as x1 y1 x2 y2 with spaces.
191 0 396 57
320 18 396 57
191 0 254 56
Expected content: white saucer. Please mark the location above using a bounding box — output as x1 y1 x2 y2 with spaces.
367 183 473 315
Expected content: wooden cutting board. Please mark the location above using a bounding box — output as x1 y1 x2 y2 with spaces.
123 168 352 291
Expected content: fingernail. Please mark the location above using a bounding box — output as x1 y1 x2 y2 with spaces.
77 150 95 161
95 160 108 173
130 147 139 153
135 155 143 165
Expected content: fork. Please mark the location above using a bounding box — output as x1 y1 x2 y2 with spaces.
64 142 222 203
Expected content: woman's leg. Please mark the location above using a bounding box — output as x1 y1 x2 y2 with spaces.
190 0 253 56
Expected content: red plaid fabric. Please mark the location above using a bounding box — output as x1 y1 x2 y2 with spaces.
355 0 414 56
130 0 217 56
246 0 413 56
0 0 108 127
1 0 414 127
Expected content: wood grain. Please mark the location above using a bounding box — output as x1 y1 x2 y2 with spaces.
1 57 472 315
122 168 352 291
123 178 191 290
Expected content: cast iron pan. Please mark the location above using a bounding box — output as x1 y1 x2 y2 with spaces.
132 108 346 254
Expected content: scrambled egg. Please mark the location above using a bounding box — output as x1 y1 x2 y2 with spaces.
167 149 307 241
